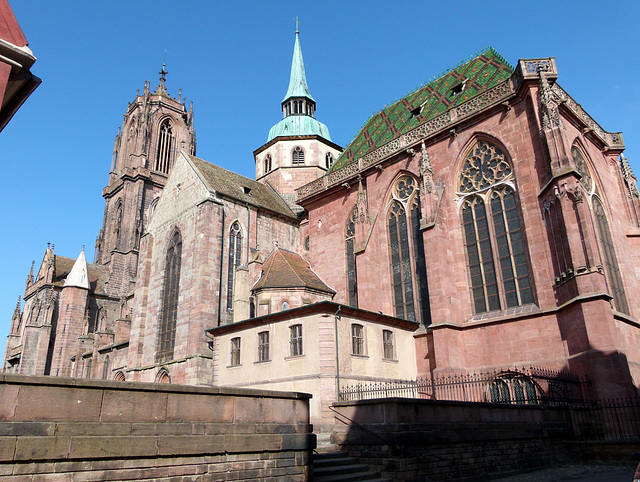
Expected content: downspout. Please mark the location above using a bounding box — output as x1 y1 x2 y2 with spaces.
334 304 342 401
246 203 251 264
217 206 226 326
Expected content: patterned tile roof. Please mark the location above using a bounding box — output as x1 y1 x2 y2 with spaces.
330 48 513 172
187 154 297 220
252 248 335 294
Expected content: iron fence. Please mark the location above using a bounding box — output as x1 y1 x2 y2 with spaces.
570 397 640 440
338 366 590 405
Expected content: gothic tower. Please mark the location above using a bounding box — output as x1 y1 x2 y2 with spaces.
95 66 196 298
253 29 342 210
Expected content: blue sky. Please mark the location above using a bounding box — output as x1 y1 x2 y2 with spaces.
1 1 639 360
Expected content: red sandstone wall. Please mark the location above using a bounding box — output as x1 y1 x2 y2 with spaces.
0 374 314 480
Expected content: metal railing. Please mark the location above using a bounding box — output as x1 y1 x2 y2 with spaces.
338 366 590 405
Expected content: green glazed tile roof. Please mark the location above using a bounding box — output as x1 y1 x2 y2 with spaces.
283 32 315 103
267 115 332 142
329 48 513 172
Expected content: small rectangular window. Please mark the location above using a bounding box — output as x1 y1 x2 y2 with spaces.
230 337 241 366
290 324 303 357
383 330 395 360
351 324 364 356
258 331 269 362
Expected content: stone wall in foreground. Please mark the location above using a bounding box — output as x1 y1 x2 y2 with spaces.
331 398 573 481
0 374 314 480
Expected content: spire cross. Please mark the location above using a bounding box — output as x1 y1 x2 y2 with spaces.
294 16 300 34
159 62 168 87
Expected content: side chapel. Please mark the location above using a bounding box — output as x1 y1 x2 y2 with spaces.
5 31 640 431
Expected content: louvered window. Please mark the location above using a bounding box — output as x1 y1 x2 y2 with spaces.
292 146 304 165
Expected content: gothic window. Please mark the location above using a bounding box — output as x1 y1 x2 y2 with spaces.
155 118 174 174
230 337 241 366
102 355 110 380
326 152 334 169
281 300 290 311
593 197 629 314
382 330 395 360
157 229 182 362
292 146 304 165
351 324 364 355
258 331 270 362
387 175 431 324
289 324 303 356
85 359 92 379
114 201 123 250
572 146 593 193
227 222 243 311
264 154 272 173
459 140 533 314
156 369 171 383
345 208 358 308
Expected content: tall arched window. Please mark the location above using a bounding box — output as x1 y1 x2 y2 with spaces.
346 208 358 308
572 146 593 193
155 118 174 174
459 140 533 314
387 175 431 324
292 147 304 165
227 222 243 311
593 197 629 314
102 355 110 380
114 201 123 250
157 229 182 361
264 154 272 173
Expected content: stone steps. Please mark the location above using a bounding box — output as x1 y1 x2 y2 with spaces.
312 451 388 482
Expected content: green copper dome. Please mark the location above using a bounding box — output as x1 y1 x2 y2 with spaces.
267 115 332 142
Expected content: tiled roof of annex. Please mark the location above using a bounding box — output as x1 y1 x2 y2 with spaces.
252 247 335 294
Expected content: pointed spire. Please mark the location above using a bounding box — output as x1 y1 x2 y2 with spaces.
155 62 169 96
64 247 90 290
282 28 315 103
12 296 21 320
25 260 34 289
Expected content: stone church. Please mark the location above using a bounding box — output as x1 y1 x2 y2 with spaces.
5 31 640 430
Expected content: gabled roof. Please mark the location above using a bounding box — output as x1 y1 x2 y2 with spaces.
186 154 297 220
252 247 335 294
330 48 513 172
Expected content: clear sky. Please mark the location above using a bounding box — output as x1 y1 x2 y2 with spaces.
1 1 639 361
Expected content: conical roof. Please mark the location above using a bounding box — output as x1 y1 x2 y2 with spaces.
64 248 90 289
282 32 315 103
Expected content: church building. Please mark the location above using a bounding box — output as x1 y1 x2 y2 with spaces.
5 30 640 432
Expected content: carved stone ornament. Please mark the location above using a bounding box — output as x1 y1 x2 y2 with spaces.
355 179 369 224
420 142 434 193
620 154 640 198
539 68 563 131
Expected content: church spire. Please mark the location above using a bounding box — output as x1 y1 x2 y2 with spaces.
282 27 315 104
64 247 90 290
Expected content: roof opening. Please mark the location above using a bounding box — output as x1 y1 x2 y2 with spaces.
449 79 468 97
243 186 252 195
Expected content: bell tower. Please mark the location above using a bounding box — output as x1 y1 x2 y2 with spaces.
95 65 196 298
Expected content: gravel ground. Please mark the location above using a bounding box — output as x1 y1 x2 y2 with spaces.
489 463 637 481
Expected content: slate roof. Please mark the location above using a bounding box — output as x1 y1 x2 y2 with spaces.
330 48 513 172
51 255 109 295
252 248 335 294
187 154 297 220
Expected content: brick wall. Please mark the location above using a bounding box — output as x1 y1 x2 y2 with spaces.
0 374 314 480
331 398 574 480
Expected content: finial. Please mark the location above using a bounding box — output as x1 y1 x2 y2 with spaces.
159 62 168 86
178 88 182 102
294 16 300 34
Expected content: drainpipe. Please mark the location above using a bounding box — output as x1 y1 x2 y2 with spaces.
334 304 342 401
217 206 226 326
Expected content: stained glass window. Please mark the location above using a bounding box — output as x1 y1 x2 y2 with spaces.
387 175 431 325
157 229 181 362
227 222 242 311
593 197 629 314
459 140 532 314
